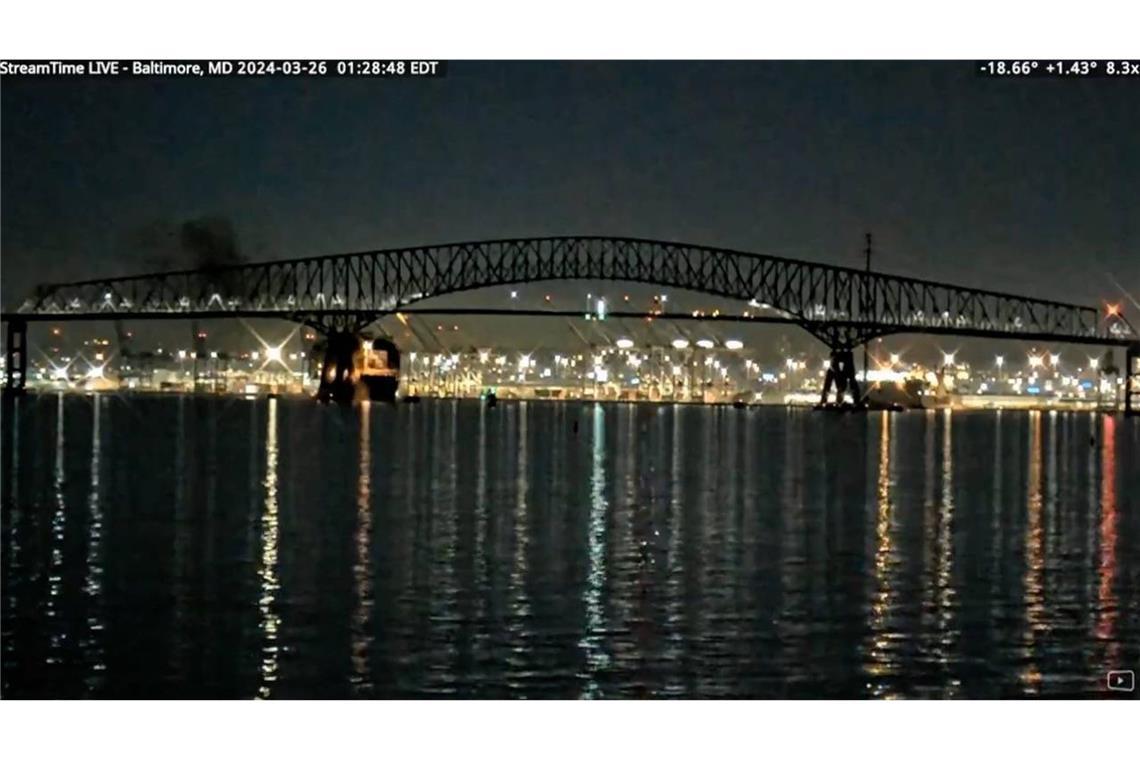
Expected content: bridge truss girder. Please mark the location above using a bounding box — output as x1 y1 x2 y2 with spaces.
12 236 1130 351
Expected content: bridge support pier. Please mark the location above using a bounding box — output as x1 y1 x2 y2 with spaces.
3 318 28 396
818 348 863 408
1127 343 1140 417
317 330 362 403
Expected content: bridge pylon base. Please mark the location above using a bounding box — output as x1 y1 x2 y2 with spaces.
316 330 365 404
818 348 864 409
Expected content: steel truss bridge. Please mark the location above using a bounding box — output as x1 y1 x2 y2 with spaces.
3 235 1138 409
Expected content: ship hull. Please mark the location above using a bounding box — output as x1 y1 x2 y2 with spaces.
360 374 399 402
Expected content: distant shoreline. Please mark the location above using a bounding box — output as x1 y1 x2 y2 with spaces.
4 386 1126 415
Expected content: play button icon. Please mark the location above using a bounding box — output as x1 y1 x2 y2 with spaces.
1106 670 1134 692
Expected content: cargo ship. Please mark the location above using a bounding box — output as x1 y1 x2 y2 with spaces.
358 337 401 401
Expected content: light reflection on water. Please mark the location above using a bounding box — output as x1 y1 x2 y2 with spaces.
1021 411 1045 691
46 393 66 665
1 394 1138 698
866 411 897 697
1097 415 1119 674
82 395 104 691
257 397 281 698
581 404 608 698
350 402 373 694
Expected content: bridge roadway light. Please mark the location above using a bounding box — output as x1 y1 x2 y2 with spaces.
725 339 744 350
696 339 715 349
671 339 690 350
616 338 634 349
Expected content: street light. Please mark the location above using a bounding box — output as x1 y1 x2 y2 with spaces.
696 339 715 349
1028 354 1043 368
942 352 955 367
671 339 689 350
889 353 901 366
725 339 744 350
995 355 1004 367
616 338 634 349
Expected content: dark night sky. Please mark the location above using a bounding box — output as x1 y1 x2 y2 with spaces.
2 61 1138 313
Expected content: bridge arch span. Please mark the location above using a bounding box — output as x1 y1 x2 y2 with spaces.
13 235 1121 351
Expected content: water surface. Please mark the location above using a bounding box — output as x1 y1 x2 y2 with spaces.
2 394 1138 698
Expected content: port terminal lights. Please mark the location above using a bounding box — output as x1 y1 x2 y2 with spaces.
1104 302 1140 415
941 352 956 392
1128 344 1140 416
670 338 692 397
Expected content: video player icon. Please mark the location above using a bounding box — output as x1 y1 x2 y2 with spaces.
1106 670 1134 692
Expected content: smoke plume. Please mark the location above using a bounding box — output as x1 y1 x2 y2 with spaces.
126 216 247 272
